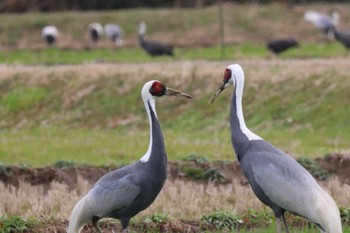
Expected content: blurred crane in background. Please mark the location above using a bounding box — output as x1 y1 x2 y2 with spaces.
104 23 123 46
138 21 174 57
42 26 59 46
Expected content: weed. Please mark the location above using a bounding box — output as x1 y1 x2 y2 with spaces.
340 206 350 224
180 165 204 179
0 163 10 177
296 157 330 180
201 211 243 231
182 153 209 164
242 208 273 227
150 213 169 223
0 216 27 233
54 160 76 169
203 167 227 183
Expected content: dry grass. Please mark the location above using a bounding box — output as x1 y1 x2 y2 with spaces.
1 57 350 89
1 176 349 223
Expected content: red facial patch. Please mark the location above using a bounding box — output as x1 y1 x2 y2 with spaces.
224 68 231 83
150 81 166 96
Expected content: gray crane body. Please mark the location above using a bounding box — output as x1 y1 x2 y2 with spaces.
138 21 173 57
68 102 167 232
68 80 191 233
212 64 342 233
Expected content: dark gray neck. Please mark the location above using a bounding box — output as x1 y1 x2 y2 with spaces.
146 102 167 173
230 84 261 161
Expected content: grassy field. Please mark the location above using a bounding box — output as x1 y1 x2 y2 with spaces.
0 59 349 166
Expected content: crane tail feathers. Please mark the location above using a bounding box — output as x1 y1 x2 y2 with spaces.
315 189 343 233
68 194 91 233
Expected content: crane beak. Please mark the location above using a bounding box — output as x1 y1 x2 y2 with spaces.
165 87 192 99
211 82 226 103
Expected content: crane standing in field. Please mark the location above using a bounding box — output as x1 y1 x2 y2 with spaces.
104 23 123 46
331 27 350 52
87 22 103 45
138 21 174 57
266 39 299 55
68 81 191 233
304 10 339 39
42 26 59 46
211 64 342 233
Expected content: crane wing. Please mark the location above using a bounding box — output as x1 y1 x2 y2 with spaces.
86 166 142 217
244 142 318 216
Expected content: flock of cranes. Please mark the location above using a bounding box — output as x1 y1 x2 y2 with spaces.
41 8 345 233
267 9 350 55
41 9 350 59
42 21 173 57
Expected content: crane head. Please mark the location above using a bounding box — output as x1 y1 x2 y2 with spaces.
211 68 233 103
149 80 192 98
211 64 243 103
139 21 147 36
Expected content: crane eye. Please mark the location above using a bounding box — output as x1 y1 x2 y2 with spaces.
149 81 166 96
224 69 231 83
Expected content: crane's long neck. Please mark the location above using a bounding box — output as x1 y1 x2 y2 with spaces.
230 78 262 160
139 98 167 170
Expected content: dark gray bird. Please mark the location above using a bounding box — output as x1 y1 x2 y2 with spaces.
42 26 59 46
138 21 174 57
267 39 299 54
68 80 191 233
304 10 339 39
332 27 350 51
104 23 123 46
88 22 103 44
211 64 342 233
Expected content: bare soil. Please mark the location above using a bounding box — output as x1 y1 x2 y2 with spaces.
1 153 349 232
1 153 349 190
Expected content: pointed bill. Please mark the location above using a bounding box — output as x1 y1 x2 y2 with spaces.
211 82 226 103
165 87 192 99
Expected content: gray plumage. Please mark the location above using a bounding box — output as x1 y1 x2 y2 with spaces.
211 64 342 233
104 23 123 46
68 81 191 233
332 27 350 50
304 10 339 39
138 21 174 57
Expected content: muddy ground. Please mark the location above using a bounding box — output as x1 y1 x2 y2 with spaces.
1 153 349 232
1 153 350 190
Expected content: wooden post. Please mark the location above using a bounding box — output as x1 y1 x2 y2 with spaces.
218 1 225 60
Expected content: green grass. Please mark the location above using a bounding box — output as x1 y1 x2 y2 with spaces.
0 60 349 166
0 42 347 65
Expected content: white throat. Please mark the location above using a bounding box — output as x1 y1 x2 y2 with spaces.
230 65 262 141
140 81 157 162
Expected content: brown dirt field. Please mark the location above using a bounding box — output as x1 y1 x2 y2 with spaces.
1 153 349 190
1 153 349 232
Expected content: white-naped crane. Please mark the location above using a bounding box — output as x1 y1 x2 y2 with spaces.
42 26 59 46
104 23 123 46
266 38 299 55
304 10 339 39
138 21 174 57
211 64 342 233
88 22 103 44
68 80 191 233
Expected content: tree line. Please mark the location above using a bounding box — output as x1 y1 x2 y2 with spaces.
0 0 348 12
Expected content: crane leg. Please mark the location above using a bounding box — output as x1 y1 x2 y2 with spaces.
92 217 102 233
282 214 290 233
276 217 282 233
